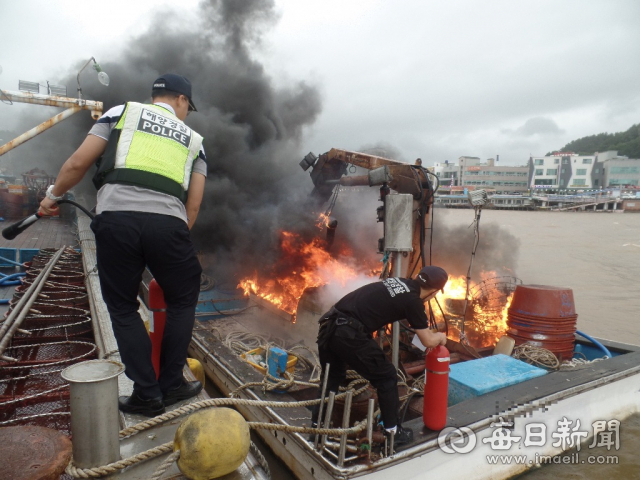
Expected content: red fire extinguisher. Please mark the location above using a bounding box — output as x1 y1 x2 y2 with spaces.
423 344 450 430
148 279 166 379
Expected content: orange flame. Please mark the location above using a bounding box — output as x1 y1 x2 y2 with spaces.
238 229 372 318
240 219 513 345
430 274 513 348
315 213 330 230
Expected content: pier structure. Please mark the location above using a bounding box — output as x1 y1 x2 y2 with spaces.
533 194 622 212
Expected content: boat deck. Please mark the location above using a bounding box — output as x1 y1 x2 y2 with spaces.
0 216 79 314
188 301 640 480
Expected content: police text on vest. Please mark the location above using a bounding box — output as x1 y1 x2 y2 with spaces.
137 109 192 147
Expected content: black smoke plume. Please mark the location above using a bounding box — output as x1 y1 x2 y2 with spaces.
3 0 519 289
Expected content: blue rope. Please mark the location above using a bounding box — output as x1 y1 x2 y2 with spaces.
0 272 25 286
0 255 26 268
0 271 25 278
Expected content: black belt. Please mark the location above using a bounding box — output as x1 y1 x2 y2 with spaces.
317 307 366 347
335 315 366 333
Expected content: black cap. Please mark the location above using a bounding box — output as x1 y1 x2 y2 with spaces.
152 73 197 112
416 266 448 292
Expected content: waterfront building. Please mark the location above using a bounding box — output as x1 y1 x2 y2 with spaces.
432 157 529 194
528 151 640 193
601 153 640 188
529 152 598 192
430 151 639 198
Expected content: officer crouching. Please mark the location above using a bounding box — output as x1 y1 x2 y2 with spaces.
313 266 449 447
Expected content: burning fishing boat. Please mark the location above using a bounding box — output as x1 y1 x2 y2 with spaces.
1 74 637 478
186 148 640 480
0 4 637 471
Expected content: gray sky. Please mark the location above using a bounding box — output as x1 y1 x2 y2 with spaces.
1 0 639 166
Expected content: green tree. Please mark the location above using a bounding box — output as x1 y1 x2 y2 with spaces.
556 124 640 158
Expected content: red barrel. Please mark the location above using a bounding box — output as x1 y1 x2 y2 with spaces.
507 285 578 361
423 345 450 430
148 279 166 379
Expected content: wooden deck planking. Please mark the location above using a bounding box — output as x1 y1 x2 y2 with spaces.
0 217 78 251
0 216 78 312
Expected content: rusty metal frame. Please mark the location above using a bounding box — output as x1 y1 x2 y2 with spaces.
0 89 103 157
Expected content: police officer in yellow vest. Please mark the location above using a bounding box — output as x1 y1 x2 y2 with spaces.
39 74 206 417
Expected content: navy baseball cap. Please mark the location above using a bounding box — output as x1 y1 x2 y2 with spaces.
152 73 197 112
416 266 448 292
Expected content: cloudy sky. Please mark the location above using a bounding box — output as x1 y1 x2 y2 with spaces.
1 0 639 167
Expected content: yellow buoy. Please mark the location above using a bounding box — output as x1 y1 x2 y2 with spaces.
186 358 206 387
174 408 250 480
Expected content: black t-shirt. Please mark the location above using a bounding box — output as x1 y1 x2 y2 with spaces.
334 277 428 333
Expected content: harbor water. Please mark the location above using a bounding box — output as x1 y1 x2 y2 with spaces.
435 208 640 347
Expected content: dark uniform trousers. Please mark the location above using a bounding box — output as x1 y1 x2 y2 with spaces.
91 211 202 399
317 324 400 429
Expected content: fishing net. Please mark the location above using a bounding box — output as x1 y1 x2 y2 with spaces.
0 341 97 372
26 270 85 285
469 275 522 313
11 291 89 308
6 302 89 317
16 280 85 293
10 316 93 345
0 246 97 445
0 368 70 432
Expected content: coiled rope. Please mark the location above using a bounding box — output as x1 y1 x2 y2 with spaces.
512 343 560 370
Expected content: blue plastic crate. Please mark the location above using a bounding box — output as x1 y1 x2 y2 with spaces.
19 249 40 264
448 354 547 406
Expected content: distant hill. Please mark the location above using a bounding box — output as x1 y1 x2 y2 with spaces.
552 123 640 158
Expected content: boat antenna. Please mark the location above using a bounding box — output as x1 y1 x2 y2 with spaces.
460 189 489 348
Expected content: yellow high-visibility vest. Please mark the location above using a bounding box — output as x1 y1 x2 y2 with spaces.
93 102 203 202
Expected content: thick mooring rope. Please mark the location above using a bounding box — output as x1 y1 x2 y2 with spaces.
149 449 181 480
66 442 174 478
250 441 271 479
119 382 369 439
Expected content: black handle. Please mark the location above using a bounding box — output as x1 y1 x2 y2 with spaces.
2 213 42 240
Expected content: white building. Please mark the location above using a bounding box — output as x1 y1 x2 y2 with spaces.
529 151 640 192
601 153 640 188
432 157 529 193
529 152 598 191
